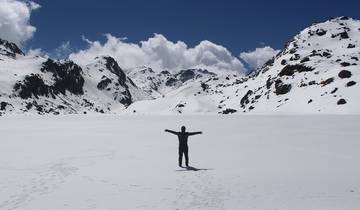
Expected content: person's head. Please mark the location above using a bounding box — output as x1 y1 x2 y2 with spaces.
181 126 186 132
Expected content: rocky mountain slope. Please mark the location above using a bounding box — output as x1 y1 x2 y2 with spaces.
0 42 149 115
126 66 216 98
126 16 360 114
0 16 359 115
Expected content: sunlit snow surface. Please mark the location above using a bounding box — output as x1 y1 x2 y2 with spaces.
0 115 359 209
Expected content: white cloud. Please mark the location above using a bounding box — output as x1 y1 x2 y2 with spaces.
240 46 279 70
69 33 246 74
27 47 49 58
52 41 72 59
0 0 40 46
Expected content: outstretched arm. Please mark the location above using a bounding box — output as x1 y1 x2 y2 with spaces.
165 129 179 135
188 131 203 136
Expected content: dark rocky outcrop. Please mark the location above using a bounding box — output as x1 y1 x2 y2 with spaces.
0 38 24 58
40 59 85 95
175 69 215 83
340 62 351 67
14 74 51 99
320 77 334 86
97 77 112 90
240 90 253 107
279 66 296 76
338 70 352 78
118 90 132 106
160 70 171 75
279 64 314 77
346 81 356 87
337 99 347 105
102 56 127 86
290 54 301 61
0 102 12 110
275 79 291 95
332 31 349 39
176 69 195 82
165 78 178 86
201 83 209 91
300 57 310 63
316 29 327 36
347 44 356 48
222 108 237 114
330 88 338 94
266 78 273 89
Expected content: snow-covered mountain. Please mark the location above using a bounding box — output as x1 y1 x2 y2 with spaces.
125 66 182 98
0 44 150 115
0 17 359 115
126 16 360 114
126 66 217 98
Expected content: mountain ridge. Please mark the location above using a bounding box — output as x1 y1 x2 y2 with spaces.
0 16 359 115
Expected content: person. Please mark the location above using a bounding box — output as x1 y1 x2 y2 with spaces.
165 126 203 167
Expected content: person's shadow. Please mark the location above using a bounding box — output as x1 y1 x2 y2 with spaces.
176 166 212 171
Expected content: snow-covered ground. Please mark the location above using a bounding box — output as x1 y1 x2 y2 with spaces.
0 115 359 210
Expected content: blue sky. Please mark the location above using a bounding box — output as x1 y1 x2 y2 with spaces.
1 0 359 73
28 0 360 55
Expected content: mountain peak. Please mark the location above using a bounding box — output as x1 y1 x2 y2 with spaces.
0 38 24 58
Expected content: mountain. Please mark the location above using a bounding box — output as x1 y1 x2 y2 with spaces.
0 38 24 58
126 66 217 98
126 16 360 114
0 17 359 115
0 51 149 115
81 56 150 109
125 66 182 98
235 16 360 114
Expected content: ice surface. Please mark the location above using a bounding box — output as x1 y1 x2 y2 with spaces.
0 115 359 209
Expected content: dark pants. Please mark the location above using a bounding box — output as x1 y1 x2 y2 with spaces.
178 145 189 167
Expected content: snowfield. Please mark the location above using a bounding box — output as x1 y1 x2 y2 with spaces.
0 115 359 210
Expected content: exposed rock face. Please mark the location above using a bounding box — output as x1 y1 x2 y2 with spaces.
14 59 85 100
0 38 24 58
102 56 127 86
97 77 112 90
175 69 216 83
14 74 51 99
176 69 195 82
240 90 253 107
279 64 314 76
337 99 347 105
84 56 146 107
40 59 85 95
346 81 356 87
221 108 237 114
0 101 13 111
274 79 291 95
0 38 149 114
338 70 352 78
320 77 334 86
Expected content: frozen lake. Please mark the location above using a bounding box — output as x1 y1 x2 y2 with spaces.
0 115 359 209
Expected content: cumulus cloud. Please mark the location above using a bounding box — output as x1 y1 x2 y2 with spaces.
0 0 40 46
69 33 246 74
240 46 279 70
52 41 73 59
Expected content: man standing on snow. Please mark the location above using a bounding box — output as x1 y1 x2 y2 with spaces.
165 126 203 167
